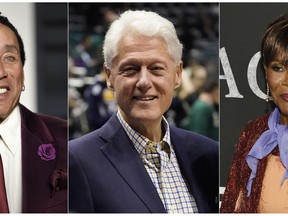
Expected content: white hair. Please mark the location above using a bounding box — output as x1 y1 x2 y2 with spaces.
103 10 183 68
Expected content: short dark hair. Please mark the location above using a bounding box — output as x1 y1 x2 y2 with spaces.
261 12 288 67
0 12 26 65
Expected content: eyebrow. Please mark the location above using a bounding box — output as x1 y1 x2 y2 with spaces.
118 58 168 67
270 58 288 66
0 44 19 53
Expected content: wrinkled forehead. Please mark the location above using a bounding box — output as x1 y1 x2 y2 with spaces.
118 34 167 50
115 34 171 60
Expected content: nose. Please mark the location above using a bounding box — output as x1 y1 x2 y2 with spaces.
135 67 152 93
0 63 7 79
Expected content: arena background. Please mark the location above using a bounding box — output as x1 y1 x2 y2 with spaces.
69 3 219 140
220 3 288 195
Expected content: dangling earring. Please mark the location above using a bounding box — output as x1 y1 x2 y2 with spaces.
22 85 25 92
265 83 269 102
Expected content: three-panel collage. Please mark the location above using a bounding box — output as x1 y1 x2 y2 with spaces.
0 2 287 214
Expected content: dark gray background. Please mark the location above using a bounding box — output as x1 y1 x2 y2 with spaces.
36 3 67 120
220 3 288 187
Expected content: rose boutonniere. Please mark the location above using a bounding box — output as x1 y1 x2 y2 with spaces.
38 143 56 161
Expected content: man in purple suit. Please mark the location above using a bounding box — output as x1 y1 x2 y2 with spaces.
69 10 218 213
0 13 67 213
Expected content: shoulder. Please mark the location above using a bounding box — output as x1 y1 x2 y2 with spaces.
35 113 67 144
170 126 218 154
192 100 210 109
37 113 67 130
235 112 270 157
69 129 101 152
239 113 269 143
171 126 217 145
20 104 67 138
189 101 212 115
243 113 269 133
20 105 67 168
69 113 121 153
20 104 67 128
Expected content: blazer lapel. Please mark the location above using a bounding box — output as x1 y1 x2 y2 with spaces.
20 105 57 213
99 114 166 213
170 127 209 212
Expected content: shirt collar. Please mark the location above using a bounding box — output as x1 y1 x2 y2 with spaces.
117 110 171 156
0 105 21 156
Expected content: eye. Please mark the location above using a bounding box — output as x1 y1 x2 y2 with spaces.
121 65 140 75
3 55 16 63
149 64 165 75
269 61 286 73
271 65 284 72
151 66 163 71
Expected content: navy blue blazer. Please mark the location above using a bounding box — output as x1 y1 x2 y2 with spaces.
69 113 218 213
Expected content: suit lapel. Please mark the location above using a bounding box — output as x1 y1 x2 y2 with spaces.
20 105 57 213
170 127 209 213
99 114 166 213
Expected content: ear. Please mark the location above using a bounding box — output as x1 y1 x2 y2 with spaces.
104 64 114 91
174 61 183 89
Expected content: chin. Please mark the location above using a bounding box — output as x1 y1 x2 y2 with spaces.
130 110 162 122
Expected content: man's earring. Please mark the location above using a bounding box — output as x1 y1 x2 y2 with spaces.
266 83 270 102
22 85 25 91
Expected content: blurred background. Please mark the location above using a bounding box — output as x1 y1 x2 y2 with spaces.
69 3 219 140
0 3 67 120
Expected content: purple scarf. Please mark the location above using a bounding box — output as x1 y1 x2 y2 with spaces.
245 108 288 197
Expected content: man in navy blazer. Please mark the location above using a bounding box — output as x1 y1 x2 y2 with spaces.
0 13 67 213
69 10 218 213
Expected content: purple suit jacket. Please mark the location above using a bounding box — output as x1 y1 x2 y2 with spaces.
19 104 67 213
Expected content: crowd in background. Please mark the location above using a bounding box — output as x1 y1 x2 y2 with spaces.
69 3 219 141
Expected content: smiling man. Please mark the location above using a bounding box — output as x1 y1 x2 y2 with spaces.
69 10 219 213
0 13 67 213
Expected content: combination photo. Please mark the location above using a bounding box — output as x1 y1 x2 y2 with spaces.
0 2 287 214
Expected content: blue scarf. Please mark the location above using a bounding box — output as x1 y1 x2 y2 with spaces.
245 108 288 197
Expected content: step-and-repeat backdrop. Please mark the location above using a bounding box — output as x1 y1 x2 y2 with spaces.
220 3 288 192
